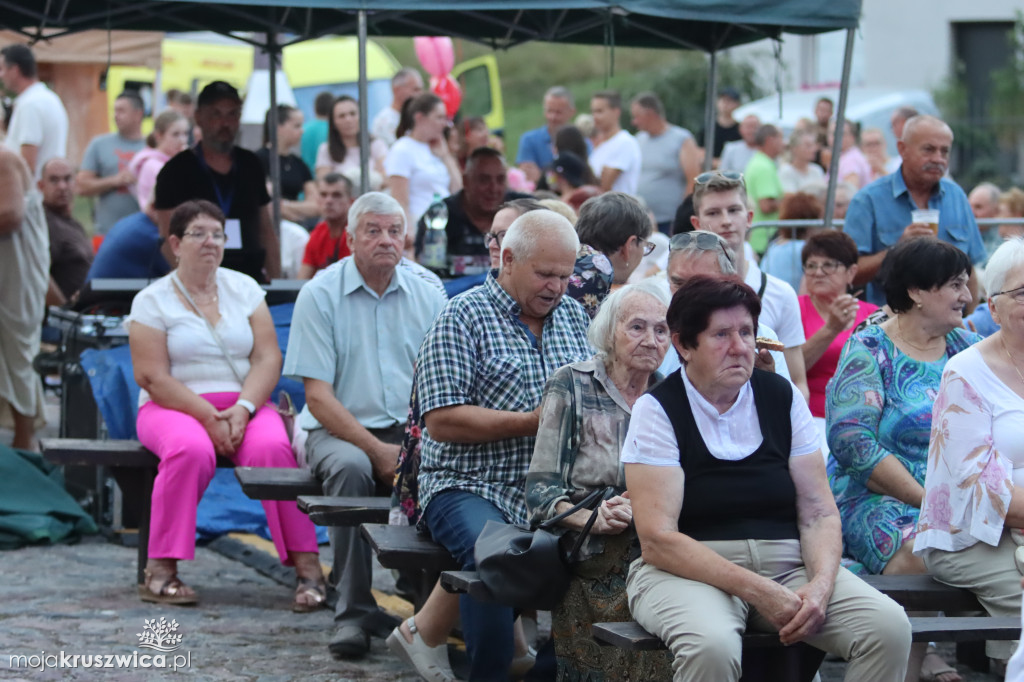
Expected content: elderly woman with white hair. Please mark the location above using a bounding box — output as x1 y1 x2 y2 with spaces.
525 279 673 680
915 237 1024 666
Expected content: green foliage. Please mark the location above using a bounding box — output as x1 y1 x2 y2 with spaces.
989 11 1024 146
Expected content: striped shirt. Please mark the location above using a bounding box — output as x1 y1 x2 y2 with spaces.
417 272 593 525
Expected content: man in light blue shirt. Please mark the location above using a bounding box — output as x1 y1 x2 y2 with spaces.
515 86 577 185
846 115 986 306
284 191 446 660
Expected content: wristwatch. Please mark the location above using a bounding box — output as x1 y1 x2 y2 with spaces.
235 398 257 418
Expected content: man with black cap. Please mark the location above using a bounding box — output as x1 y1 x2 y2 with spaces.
154 81 280 281
699 86 742 167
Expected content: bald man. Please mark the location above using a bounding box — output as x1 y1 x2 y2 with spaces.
845 115 986 306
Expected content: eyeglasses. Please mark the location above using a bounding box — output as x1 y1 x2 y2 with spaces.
993 285 1024 304
802 260 845 275
183 230 227 243
485 231 507 247
694 170 744 185
638 238 656 256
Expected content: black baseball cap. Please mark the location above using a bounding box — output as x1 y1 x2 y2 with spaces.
552 152 587 188
197 81 242 108
719 86 741 103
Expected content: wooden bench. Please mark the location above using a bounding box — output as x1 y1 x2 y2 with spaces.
234 466 322 500
592 615 1021 647
360 523 458 572
296 495 390 526
42 438 162 585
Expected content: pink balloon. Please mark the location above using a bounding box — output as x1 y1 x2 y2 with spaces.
414 36 454 78
432 74 462 119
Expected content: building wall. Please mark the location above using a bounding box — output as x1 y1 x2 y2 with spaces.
724 0 1022 95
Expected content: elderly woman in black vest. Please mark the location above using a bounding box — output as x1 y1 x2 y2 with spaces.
622 275 911 682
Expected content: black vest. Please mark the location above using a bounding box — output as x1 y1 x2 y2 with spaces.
649 369 799 542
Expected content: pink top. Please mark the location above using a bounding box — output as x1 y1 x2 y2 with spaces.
837 146 873 189
129 147 171 211
799 295 878 417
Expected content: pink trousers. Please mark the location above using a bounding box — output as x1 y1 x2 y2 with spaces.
136 392 319 563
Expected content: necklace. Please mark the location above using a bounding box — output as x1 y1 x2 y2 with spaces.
895 316 942 353
185 283 218 305
1001 335 1024 386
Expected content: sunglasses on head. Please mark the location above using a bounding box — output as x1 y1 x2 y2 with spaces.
694 170 744 185
669 231 735 264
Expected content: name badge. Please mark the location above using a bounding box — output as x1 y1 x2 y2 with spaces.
224 218 243 249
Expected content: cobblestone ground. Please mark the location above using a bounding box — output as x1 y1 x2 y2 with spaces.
0 538 422 681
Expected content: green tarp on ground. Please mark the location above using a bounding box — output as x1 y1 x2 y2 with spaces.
0 445 98 550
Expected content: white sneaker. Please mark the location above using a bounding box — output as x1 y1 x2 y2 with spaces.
385 617 455 682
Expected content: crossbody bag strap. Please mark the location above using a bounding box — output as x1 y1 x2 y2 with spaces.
170 271 246 385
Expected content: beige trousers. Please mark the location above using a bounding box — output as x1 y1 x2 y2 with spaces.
626 538 911 682
920 529 1023 659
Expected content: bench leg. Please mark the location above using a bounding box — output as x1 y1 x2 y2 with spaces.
136 466 154 585
956 641 989 672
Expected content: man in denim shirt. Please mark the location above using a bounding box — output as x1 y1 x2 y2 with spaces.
845 115 985 306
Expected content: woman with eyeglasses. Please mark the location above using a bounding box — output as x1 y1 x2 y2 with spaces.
127 200 326 609
798 231 877 443
826 238 978 682
914 237 1024 672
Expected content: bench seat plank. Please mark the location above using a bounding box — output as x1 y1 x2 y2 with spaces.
41 438 156 467
360 523 458 572
593 616 1022 651
235 466 322 500
861 574 982 612
297 495 390 525
440 570 494 601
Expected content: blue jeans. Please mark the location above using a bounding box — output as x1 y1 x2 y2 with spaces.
423 490 515 681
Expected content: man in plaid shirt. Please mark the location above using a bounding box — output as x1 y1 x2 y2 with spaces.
415 210 592 679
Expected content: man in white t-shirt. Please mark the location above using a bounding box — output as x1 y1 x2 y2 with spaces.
0 44 68 179
588 90 641 196
370 68 423 147
688 170 810 402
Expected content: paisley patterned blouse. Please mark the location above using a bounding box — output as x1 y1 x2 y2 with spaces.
825 323 979 573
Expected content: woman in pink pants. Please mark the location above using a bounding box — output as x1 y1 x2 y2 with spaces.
127 199 325 609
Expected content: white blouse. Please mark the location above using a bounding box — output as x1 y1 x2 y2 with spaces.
621 368 820 466
126 267 266 406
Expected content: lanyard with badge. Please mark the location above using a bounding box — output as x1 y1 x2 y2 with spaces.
194 143 243 249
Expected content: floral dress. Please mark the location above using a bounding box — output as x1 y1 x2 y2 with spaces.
568 245 614 319
825 323 979 574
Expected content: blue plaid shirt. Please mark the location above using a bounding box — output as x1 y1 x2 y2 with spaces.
416 272 593 525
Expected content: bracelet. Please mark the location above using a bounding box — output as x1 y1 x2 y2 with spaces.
235 398 257 418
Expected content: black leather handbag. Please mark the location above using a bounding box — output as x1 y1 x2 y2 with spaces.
474 486 615 610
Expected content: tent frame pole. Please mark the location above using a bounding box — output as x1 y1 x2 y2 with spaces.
358 10 370 196
702 50 717 172
268 31 282 242
825 27 856 229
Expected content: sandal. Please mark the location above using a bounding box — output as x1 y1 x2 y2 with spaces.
138 569 198 606
292 577 327 613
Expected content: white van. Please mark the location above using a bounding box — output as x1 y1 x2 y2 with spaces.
733 88 939 157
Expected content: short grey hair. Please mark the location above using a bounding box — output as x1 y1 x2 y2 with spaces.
392 67 422 87
347 191 405 236
668 230 737 275
972 182 1001 207
901 114 953 144
984 237 1024 301
501 210 579 267
544 86 574 109
588 279 670 359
